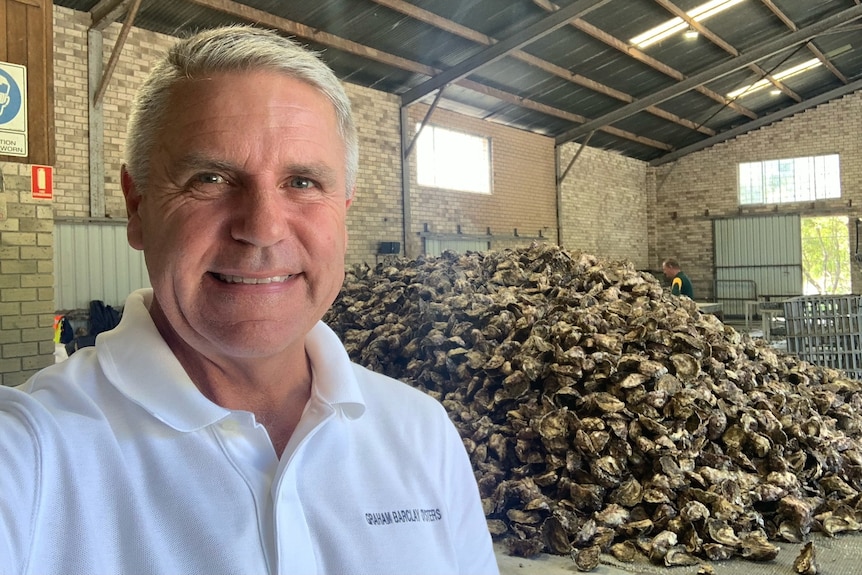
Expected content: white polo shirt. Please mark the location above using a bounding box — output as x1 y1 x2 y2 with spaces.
0 289 498 575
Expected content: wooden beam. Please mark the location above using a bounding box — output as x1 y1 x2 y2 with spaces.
651 77 862 165
89 0 128 31
373 0 712 135
555 4 862 144
531 0 758 119
459 78 673 151
655 0 801 101
189 0 673 151
92 0 141 106
186 0 439 76
760 0 849 84
400 0 611 105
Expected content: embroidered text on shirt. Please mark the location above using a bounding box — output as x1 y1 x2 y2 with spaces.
365 508 442 526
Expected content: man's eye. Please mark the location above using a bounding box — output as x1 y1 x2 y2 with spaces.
196 173 226 185
288 176 315 189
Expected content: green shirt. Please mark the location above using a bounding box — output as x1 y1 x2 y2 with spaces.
671 271 694 298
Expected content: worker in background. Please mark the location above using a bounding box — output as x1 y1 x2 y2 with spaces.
0 26 498 575
662 257 694 298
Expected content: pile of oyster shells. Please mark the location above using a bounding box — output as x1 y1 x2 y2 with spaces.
324 243 862 570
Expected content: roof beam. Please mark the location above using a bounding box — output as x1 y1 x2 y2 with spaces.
187 0 673 151
555 3 862 145
89 0 129 31
373 0 713 135
760 0 849 84
458 78 673 151
654 0 800 102
536 2 758 120
187 0 441 75
400 0 611 106
650 76 862 166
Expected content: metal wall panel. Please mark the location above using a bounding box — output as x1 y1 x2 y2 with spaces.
424 237 491 257
54 222 150 311
714 214 803 317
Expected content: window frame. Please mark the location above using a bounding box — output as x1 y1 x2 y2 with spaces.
738 154 841 206
414 123 492 195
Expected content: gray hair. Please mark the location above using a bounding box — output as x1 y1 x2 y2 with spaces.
124 25 358 198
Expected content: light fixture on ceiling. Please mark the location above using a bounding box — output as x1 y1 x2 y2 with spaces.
769 89 782 96
684 26 699 39
630 0 745 48
727 58 823 99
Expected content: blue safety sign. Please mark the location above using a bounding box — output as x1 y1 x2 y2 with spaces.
0 62 28 157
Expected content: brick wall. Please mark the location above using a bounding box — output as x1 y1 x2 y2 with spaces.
52 8 90 218
53 7 176 219
407 105 558 256
36 4 862 383
343 85 404 267
558 144 650 269
0 162 56 386
51 5 568 268
650 91 862 299
49 5 862 302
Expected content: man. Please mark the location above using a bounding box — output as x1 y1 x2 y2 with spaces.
662 258 694 298
0 26 498 574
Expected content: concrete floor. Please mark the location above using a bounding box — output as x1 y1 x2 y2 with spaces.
494 532 862 574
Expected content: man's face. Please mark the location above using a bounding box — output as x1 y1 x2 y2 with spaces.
123 70 353 362
662 264 673 278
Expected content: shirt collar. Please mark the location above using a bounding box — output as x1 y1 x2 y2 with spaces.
305 321 366 420
97 289 366 431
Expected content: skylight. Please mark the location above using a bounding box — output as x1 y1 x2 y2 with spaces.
726 58 823 99
630 0 746 48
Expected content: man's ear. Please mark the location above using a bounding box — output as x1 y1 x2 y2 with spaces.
121 166 145 251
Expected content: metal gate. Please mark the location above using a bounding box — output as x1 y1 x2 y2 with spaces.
714 214 803 318
53 221 150 311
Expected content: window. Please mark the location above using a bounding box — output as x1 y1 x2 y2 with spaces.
802 216 851 295
739 154 840 205
416 124 491 194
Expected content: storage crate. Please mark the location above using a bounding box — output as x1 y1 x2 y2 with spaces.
783 295 862 378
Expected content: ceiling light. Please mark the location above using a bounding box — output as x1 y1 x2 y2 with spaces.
630 0 746 48
727 58 823 99
769 89 782 96
684 27 699 39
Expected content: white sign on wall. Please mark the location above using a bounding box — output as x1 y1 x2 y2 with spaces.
0 61 28 157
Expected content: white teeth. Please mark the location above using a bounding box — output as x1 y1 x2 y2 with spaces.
216 274 292 284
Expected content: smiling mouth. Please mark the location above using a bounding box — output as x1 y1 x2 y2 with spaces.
213 273 293 285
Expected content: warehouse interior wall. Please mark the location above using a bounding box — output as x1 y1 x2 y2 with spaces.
0 162 55 386
648 90 862 302
557 143 650 270
8 4 860 383
50 4 575 270
0 0 56 385
407 105 558 257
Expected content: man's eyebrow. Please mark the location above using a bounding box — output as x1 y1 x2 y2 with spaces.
175 153 237 173
284 163 338 184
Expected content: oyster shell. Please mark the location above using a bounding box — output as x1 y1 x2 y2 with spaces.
793 541 817 575
326 243 862 563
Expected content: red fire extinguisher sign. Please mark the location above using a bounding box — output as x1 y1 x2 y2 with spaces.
31 165 53 200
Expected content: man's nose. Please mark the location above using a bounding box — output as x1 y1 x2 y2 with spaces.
230 187 288 247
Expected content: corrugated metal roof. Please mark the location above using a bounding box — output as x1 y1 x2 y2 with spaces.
55 0 862 164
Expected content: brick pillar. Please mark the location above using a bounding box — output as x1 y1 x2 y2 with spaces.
0 162 56 386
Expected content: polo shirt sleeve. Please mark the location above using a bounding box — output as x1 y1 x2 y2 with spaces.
442 416 500 575
671 277 682 295
0 394 43 574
